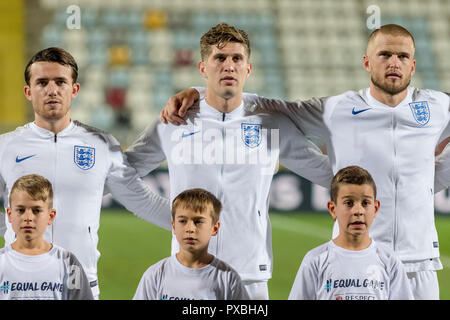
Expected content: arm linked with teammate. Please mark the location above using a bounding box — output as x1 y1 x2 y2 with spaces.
161 87 329 142
105 132 172 231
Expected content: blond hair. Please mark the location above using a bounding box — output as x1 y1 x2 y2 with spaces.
172 188 222 224
10 174 54 208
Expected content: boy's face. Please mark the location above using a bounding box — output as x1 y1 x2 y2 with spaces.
7 190 56 242
328 184 380 238
172 206 220 253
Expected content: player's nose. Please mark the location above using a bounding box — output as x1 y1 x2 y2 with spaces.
388 55 401 68
23 209 34 221
223 57 235 72
185 221 196 232
46 81 58 96
351 203 364 215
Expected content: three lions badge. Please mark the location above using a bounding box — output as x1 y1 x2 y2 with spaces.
241 123 262 148
409 101 430 126
74 146 95 170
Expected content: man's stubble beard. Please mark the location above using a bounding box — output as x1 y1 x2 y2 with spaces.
371 74 411 96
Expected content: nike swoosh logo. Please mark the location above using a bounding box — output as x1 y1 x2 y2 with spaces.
15 155 37 163
181 131 200 138
352 107 372 115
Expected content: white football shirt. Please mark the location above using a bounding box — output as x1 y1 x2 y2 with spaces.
0 244 93 300
126 99 333 282
0 121 171 296
133 255 249 300
289 240 413 300
244 87 450 267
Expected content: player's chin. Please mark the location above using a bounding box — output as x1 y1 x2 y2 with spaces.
182 238 200 247
384 79 410 94
220 89 237 100
347 224 367 233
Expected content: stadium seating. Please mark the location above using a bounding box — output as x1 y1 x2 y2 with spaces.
35 0 450 145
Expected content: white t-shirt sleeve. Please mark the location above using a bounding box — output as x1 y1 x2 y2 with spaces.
388 256 414 300
63 252 94 300
229 272 250 300
133 265 159 300
288 252 318 300
105 132 171 231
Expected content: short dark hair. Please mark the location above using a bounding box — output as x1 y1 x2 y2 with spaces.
200 22 251 61
172 188 222 224
24 47 79 85
330 166 377 202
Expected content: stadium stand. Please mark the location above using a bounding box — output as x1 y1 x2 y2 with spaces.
25 0 450 146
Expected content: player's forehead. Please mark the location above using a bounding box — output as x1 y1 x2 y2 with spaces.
175 206 212 219
29 61 72 81
337 183 375 200
208 42 248 58
368 33 415 55
9 190 47 206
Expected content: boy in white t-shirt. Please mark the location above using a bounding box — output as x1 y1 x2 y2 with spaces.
0 174 93 300
289 166 413 300
133 188 249 300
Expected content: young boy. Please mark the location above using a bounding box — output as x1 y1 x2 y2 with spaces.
133 188 249 300
289 166 413 300
0 174 93 300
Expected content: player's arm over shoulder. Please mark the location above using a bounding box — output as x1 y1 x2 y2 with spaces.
243 92 325 122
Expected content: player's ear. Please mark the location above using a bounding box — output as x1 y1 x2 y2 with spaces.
363 55 371 72
24 85 32 101
48 209 56 226
198 61 207 79
327 201 337 221
171 219 175 232
410 59 416 77
6 207 12 223
374 200 380 218
72 82 80 99
211 221 220 236
246 61 252 78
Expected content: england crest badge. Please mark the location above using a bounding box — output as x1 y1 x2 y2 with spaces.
241 123 262 148
74 145 95 170
409 101 430 126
